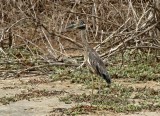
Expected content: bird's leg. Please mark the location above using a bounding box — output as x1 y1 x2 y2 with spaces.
97 77 105 95
97 77 101 95
98 78 101 94
90 75 94 106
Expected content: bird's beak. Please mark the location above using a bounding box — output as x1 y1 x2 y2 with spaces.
66 22 78 30
66 21 86 30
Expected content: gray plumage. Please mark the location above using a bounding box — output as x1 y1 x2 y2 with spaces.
87 47 111 84
66 20 111 85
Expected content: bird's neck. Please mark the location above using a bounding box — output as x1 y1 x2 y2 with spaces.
80 30 90 51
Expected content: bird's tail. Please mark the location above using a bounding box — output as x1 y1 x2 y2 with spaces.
102 73 111 85
95 65 111 85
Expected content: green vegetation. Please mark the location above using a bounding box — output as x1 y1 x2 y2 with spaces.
109 63 160 81
1 0 160 115
65 105 97 115
59 84 160 114
50 61 160 84
49 60 160 115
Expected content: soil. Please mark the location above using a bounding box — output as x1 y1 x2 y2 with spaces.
0 76 160 116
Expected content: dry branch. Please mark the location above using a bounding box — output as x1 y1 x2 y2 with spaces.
0 0 160 78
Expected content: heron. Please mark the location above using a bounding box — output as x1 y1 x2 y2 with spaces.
66 20 111 87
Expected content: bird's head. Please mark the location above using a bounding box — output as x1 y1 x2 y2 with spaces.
66 20 86 30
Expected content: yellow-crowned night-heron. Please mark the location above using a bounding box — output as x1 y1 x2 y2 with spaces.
67 20 111 86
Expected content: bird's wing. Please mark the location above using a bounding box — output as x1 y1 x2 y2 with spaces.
88 48 106 76
88 48 111 84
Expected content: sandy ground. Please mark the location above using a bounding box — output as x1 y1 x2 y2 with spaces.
0 76 160 116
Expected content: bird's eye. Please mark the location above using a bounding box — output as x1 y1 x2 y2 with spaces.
77 20 86 29
79 20 85 25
